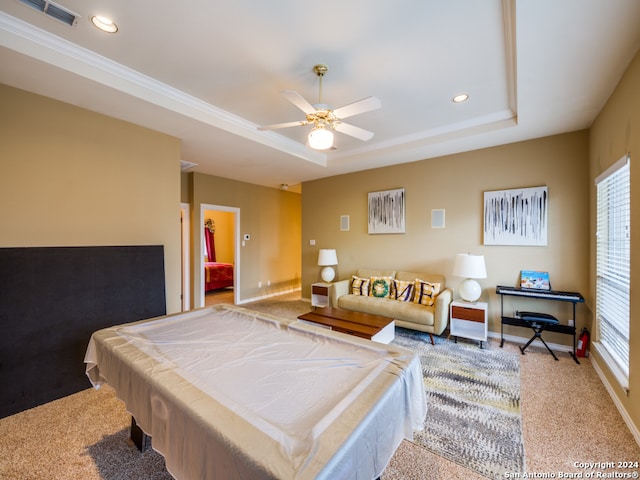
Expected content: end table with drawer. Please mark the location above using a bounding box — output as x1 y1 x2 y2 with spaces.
311 282 331 308
450 300 488 348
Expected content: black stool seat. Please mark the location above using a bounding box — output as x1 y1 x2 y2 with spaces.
518 311 560 360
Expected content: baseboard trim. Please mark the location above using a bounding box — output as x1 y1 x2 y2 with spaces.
488 331 640 447
237 287 302 305
487 331 575 353
590 356 640 447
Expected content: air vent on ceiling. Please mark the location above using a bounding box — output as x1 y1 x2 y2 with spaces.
16 0 80 27
180 160 198 172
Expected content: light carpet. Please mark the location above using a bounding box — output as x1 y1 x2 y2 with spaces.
393 328 525 479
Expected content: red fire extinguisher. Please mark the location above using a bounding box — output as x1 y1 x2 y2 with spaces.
576 328 590 358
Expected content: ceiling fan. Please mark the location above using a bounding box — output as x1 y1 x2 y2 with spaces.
258 64 381 150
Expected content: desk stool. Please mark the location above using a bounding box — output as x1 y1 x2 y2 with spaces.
518 311 560 360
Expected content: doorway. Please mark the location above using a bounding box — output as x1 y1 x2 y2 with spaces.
199 204 240 308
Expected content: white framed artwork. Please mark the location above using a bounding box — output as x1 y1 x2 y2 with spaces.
368 188 405 234
483 186 548 246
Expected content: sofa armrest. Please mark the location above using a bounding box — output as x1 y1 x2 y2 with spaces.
330 279 350 307
433 287 453 335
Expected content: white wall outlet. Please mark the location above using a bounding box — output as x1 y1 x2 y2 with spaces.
258 281 262 288
568 319 575 327
310 239 316 246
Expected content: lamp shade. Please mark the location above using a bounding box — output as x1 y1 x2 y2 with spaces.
453 254 487 279
318 249 338 266
308 126 333 150
318 249 338 283
453 253 486 302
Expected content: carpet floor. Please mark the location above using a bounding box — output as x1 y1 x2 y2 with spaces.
1 293 638 480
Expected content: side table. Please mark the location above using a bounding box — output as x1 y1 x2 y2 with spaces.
311 282 331 308
450 300 488 348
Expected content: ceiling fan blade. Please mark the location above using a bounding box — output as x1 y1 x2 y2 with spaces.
334 122 374 141
258 120 309 131
281 90 316 115
333 96 381 119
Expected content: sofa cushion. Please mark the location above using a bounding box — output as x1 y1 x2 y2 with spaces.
370 276 393 298
393 279 414 302
351 276 370 296
413 279 441 306
337 294 435 327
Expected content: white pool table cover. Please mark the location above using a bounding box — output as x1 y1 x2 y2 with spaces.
85 305 426 480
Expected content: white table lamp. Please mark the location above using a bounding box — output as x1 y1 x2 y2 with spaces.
318 249 338 283
453 253 487 302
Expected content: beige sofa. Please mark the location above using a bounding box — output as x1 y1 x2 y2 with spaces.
330 268 453 344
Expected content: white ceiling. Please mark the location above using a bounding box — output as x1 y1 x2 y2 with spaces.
1 0 640 189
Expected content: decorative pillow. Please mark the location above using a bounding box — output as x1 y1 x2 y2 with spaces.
351 276 370 296
370 276 393 298
393 279 414 302
413 279 441 306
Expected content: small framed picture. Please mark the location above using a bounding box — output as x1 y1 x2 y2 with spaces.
368 188 405 234
520 270 550 290
484 186 548 246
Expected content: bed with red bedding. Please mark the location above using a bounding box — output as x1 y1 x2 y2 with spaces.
204 262 234 291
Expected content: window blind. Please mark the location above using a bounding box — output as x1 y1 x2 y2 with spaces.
595 154 630 385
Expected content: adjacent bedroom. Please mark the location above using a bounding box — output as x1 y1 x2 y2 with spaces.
203 209 235 305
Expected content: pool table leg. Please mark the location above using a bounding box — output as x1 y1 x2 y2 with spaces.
130 416 151 452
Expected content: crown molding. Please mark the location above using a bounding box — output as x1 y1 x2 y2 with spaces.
0 11 326 167
502 0 518 120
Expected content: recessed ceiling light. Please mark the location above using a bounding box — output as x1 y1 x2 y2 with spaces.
452 94 469 103
90 15 118 33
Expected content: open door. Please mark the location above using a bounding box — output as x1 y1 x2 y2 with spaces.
199 204 240 308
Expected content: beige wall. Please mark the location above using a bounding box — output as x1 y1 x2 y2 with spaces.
187 172 301 304
0 84 182 314
589 48 640 436
302 130 591 344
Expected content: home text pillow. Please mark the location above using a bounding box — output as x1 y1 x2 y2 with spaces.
351 276 370 296
413 279 441 306
370 276 393 298
393 279 414 302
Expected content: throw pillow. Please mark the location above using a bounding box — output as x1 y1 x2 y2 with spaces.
370 276 393 298
351 276 370 296
413 279 441 306
393 279 414 302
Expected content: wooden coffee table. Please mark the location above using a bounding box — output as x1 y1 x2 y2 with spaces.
297 307 395 344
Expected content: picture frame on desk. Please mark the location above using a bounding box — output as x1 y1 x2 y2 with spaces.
520 270 550 290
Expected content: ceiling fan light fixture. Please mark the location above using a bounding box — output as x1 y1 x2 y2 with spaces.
308 125 333 150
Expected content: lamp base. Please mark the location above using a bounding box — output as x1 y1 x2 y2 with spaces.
459 278 482 302
320 266 335 283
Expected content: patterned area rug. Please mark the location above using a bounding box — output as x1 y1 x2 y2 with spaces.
393 328 525 479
